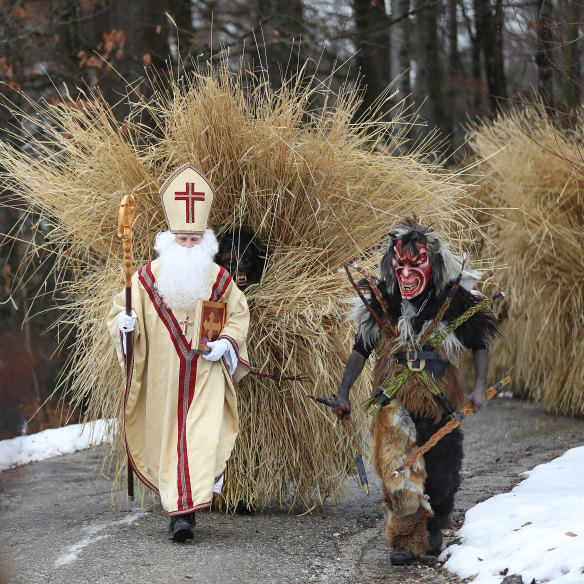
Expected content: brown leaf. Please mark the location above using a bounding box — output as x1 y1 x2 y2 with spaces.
565 532 577 537
521 522 532 527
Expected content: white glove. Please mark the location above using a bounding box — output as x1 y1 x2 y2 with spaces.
118 310 137 333
202 339 230 362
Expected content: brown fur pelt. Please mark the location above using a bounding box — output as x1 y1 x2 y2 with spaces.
373 401 432 553
383 507 431 555
372 336 467 423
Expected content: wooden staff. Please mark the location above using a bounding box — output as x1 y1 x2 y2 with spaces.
117 194 135 501
390 376 511 479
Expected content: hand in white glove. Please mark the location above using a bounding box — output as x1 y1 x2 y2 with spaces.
118 310 137 333
202 339 230 361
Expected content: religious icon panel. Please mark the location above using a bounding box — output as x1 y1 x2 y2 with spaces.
197 301 226 353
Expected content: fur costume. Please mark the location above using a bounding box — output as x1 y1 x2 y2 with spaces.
353 218 498 554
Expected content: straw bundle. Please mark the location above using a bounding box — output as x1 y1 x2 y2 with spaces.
1 60 477 510
466 104 584 417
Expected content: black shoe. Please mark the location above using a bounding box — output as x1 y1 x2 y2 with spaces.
428 529 443 554
168 513 195 542
390 545 416 566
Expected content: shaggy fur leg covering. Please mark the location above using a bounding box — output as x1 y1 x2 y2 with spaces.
385 507 430 555
412 416 463 533
373 402 433 555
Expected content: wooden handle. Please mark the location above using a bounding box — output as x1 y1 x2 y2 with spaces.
118 194 136 501
117 194 135 288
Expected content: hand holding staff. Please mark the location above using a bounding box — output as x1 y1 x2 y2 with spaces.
390 376 511 479
117 194 135 501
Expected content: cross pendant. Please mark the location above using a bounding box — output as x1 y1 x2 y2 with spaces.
182 316 193 336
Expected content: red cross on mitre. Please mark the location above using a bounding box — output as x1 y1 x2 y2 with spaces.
159 163 215 232
174 183 206 223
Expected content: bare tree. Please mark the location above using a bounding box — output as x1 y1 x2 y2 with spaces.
257 0 306 89
474 0 507 112
561 0 581 109
75 0 168 113
168 0 196 61
352 0 391 119
535 0 554 103
390 0 412 109
414 0 447 135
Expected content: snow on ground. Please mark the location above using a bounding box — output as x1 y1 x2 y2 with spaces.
0 420 115 472
441 446 584 584
1 424 583 583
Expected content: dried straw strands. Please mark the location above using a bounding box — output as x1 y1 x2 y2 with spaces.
466 104 584 417
1 61 476 510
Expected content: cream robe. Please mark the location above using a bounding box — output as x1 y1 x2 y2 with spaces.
108 260 249 515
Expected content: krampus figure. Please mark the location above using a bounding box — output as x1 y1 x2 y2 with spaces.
336 217 498 565
216 229 265 290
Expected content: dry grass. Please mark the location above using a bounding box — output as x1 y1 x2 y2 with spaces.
466 103 584 417
1 59 479 510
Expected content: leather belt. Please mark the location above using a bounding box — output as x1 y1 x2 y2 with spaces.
395 350 449 376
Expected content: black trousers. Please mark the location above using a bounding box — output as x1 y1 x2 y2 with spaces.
412 415 463 532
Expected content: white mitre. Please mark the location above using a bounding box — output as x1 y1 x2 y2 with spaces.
159 163 215 234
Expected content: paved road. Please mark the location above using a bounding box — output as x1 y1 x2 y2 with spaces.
1 398 583 584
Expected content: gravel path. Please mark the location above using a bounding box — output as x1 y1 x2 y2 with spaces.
1 397 583 584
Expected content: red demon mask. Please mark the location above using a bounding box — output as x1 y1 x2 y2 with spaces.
392 240 432 299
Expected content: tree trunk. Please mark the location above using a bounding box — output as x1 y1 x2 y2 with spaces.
257 0 305 90
108 0 168 83
352 0 391 120
414 0 446 136
475 0 506 113
535 0 554 103
169 0 196 62
73 0 168 118
390 0 412 104
446 0 464 149
493 0 507 101
561 0 580 109
462 0 483 112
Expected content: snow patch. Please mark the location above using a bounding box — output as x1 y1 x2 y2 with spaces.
0 419 116 472
442 446 584 584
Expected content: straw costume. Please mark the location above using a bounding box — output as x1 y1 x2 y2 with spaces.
108 164 249 541
0 61 483 513
466 104 584 418
337 218 498 565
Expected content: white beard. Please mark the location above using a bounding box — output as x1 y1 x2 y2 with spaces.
154 229 218 311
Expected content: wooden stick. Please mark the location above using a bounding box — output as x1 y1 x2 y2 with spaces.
390 376 511 479
117 194 135 501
